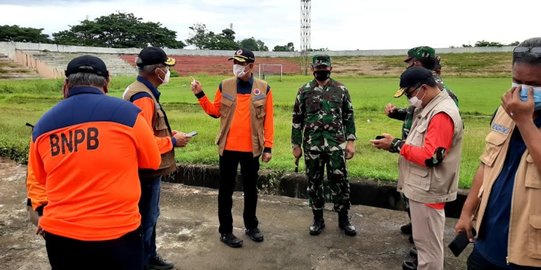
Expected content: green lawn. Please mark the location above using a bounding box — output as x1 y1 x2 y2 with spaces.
0 75 511 188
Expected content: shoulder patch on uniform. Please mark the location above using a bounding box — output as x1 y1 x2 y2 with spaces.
253 88 261 95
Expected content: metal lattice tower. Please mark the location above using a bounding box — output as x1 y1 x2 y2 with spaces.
300 0 311 52
300 0 311 75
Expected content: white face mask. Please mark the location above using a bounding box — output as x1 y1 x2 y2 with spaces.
233 64 247 78
156 68 170 85
407 87 425 108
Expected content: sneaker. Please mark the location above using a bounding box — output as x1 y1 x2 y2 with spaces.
245 228 264 242
309 219 325 235
148 255 174 270
400 222 412 235
220 233 243 248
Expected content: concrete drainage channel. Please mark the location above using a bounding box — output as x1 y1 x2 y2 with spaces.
168 164 468 218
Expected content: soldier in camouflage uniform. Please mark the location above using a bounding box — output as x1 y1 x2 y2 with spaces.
291 55 357 236
384 46 459 254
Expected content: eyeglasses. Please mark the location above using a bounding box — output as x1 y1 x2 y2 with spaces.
513 47 541 59
405 85 422 98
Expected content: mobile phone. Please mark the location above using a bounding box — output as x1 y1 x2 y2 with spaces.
375 135 384 140
448 229 475 257
186 131 198 137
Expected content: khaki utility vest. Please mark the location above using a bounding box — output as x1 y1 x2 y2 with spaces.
216 77 268 157
474 106 541 267
123 81 176 177
397 90 464 203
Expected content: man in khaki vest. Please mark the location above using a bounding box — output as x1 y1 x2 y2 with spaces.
455 37 541 269
372 67 463 270
191 49 274 248
123 47 190 270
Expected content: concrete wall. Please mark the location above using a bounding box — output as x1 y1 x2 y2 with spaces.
14 50 62 78
0 41 515 59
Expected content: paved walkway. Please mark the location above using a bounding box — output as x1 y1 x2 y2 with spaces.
0 157 470 269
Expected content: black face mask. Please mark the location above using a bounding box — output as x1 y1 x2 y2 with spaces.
313 70 331 81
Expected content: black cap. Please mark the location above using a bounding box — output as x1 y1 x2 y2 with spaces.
65 55 109 78
136 47 176 67
394 67 433 98
228 48 255 63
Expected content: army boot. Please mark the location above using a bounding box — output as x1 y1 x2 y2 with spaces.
309 209 325 235
338 210 357 236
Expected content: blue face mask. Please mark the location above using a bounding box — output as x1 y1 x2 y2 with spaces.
511 82 541 111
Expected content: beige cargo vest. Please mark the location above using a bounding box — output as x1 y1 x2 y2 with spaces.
397 90 463 203
123 81 176 177
216 77 268 157
474 106 541 267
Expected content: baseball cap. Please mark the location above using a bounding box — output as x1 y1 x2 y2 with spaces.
394 67 433 98
404 46 436 63
65 55 109 78
136 47 176 68
312 55 332 67
228 48 255 63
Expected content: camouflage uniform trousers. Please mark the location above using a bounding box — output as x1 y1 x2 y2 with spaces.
304 149 351 212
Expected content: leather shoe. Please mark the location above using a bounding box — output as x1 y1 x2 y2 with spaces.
400 222 412 235
245 228 264 242
309 219 325 235
148 255 174 270
402 258 417 270
339 220 357 236
220 233 243 248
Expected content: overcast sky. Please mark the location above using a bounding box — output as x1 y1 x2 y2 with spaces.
0 0 538 50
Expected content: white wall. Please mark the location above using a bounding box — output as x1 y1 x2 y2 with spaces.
0 41 514 59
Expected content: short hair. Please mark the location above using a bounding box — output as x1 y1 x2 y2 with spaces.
139 64 163 73
513 37 541 65
66 73 108 89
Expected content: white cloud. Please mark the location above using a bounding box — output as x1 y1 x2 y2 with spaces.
0 0 539 50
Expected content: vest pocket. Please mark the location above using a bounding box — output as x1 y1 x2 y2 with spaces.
525 154 541 189
479 131 507 167
253 100 266 118
528 215 541 259
407 166 430 191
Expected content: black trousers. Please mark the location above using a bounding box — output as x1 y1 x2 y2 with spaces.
218 150 260 234
45 228 143 270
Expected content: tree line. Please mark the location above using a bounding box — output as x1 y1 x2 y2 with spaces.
0 12 295 52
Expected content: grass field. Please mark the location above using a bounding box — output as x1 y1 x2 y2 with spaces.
0 74 511 188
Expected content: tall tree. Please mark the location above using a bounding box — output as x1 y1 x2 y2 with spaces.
273 42 294 51
0 25 51 43
186 24 238 50
239 37 268 51
52 12 185 48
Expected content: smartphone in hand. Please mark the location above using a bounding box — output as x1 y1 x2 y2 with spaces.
186 131 198 137
448 229 476 257
375 135 384 140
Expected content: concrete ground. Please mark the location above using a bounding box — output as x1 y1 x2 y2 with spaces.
0 157 470 269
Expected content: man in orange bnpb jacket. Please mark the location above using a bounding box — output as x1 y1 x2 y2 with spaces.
191 49 274 248
26 55 161 270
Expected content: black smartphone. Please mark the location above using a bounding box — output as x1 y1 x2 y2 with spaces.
448 229 475 257
375 135 384 140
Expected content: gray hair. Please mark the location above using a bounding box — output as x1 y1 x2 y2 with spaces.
139 64 163 74
66 72 108 89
